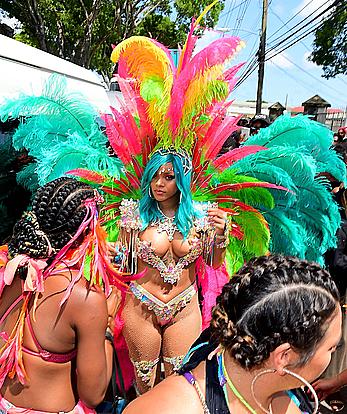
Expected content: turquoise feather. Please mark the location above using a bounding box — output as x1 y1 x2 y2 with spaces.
0 74 122 188
237 115 346 265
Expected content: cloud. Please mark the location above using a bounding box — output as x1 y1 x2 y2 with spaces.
295 0 334 19
194 30 222 54
268 51 294 69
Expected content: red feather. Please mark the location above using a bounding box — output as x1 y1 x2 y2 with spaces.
131 156 144 180
103 114 131 165
101 186 125 197
204 116 241 160
208 182 289 194
124 171 141 189
67 169 106 184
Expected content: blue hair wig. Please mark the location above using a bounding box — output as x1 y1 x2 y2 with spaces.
139 151 196 238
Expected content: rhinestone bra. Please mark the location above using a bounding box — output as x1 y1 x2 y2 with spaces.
136 238 203 284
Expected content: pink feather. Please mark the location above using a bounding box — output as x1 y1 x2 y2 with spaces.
196 257 229 330
103 114 131 165
213 146 268 170
150 39 177 75
223 62 245 81
204 116 241 159
177 19 198 73
167 37 241 135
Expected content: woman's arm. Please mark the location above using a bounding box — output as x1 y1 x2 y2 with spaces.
312 370 347 401
70 284 117 408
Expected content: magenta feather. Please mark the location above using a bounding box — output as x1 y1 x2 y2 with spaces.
103 113 131 165
204 117 240 159
177 19 198 73
167 36 241 135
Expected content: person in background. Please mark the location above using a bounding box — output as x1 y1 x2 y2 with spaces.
249 114 270 136
218 118 250 155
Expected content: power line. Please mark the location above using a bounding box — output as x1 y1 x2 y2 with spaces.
272 52 344 98
267 0 315 41
269 7 311 53
220 0 249 20
271 62 347 107
266 0 340 55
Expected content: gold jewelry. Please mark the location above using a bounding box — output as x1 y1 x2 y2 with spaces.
251 368 319 414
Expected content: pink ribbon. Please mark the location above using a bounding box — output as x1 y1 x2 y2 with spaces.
3 254 48 292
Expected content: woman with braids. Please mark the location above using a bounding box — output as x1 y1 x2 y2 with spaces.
123 255 342 414
0 177 120 413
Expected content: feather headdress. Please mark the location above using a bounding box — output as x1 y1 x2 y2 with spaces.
71 3 345 273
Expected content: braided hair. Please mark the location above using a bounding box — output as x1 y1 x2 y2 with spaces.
8 177 95 259
211 255 340 369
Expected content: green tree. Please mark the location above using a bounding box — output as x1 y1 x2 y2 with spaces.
310 1 347 79
0 0 224 82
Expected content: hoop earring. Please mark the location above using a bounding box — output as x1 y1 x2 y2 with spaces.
250 368 319 414
149 187 153 199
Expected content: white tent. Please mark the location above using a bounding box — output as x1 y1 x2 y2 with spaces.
0 34 110 113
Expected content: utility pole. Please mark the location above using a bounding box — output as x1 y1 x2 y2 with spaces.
256 0 268 114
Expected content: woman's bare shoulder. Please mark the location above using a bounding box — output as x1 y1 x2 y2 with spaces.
124 374 204 414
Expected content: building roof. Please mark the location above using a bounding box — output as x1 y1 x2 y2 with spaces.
302 95 331 107
268 102 285 110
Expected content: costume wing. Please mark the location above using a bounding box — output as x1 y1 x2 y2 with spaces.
231 115 346 265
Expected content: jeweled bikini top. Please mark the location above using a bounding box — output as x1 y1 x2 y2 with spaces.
136 238 203 284
118 199 216 284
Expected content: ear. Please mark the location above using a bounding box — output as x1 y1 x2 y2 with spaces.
269 343 298 376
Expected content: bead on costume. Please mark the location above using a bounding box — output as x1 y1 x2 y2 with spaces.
129 282 196 324
131 358 160 385
163 355 185 371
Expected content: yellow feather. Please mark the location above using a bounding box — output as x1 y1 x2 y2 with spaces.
111 36 173 139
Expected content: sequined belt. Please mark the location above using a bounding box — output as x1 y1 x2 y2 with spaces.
129 282 197 324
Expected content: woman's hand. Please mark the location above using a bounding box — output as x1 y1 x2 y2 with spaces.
207 207 228 236
106 286 121 332
312 376 342 401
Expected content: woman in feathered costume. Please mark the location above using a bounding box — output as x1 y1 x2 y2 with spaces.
0 1 345 396
73 2 344 394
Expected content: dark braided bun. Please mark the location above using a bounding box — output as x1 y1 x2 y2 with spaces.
8 177 95 259
211 255 340 369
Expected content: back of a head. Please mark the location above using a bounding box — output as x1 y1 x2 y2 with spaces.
211 255 340 369
8 177 95 259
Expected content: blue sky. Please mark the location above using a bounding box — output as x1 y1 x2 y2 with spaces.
196 0 347 109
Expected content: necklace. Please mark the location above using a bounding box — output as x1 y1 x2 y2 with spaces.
151 204 179 241
218 351 271 414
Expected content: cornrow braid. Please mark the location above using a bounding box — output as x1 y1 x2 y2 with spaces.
211 255 340 369
9 177 95 259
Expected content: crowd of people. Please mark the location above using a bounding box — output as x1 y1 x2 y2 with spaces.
1 6 347 414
